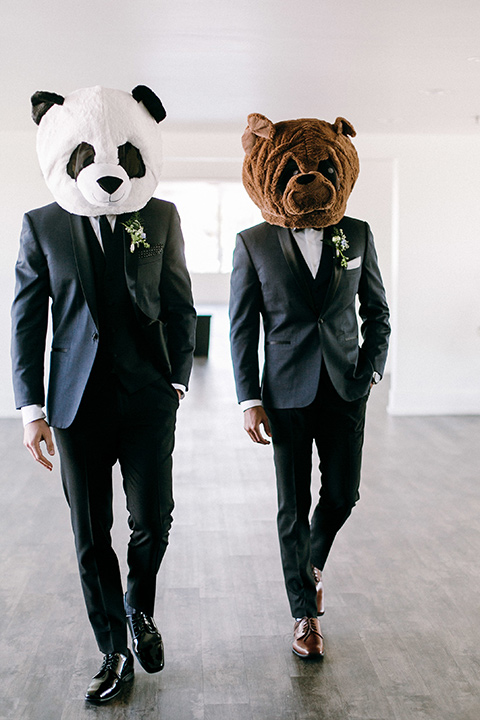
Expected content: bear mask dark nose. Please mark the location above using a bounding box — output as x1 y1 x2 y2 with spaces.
295 174 316 185
97 176 123 195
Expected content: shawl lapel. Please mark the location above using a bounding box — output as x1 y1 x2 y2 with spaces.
69 214 100 329
117 213 139 304
319 225 343 316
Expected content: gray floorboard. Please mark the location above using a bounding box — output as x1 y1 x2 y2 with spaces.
1 306 480 719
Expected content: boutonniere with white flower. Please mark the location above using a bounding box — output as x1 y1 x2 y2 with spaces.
123 212 150 254
331 227 349 268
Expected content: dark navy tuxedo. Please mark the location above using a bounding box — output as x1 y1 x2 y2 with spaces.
11 198 196 653
229 216 390 619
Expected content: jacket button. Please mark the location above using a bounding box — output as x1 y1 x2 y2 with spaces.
318 318 324 324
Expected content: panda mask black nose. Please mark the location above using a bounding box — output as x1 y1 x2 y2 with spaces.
97 176 123 195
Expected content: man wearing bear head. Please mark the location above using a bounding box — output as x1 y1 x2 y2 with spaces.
11 86 196 702
230 114 390 658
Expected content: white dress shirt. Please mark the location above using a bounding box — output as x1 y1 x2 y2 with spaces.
291 227 324 276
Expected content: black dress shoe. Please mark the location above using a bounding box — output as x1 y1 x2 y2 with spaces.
85 650 134 703
124 595 164 673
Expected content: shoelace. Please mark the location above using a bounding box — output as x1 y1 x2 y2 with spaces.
131 611 158 637
100 653 122 673
298 618 323 639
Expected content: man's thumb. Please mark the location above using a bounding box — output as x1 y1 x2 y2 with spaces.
45 434 55 456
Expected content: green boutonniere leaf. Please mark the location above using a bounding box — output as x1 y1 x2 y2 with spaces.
331 227 349 268
123 212 150 253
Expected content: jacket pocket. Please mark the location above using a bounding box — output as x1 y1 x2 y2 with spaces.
346 256 361 270
137 244 164 264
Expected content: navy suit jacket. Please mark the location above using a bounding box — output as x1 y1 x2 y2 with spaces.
11 198 196 428
229 216 390 408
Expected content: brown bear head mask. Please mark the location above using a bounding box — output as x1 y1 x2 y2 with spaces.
241 114 360 229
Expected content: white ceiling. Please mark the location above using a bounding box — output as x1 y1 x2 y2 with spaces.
2 0 480 135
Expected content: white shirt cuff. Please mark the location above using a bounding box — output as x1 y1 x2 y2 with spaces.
21 404 46 427
240 399 263 411
172 383 186 400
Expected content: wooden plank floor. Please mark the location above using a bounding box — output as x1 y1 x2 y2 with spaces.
1 305 480 720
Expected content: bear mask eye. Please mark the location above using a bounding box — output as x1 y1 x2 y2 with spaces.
67 142 96 180
117 142 146 179
277 159 300 193
317 159 338 188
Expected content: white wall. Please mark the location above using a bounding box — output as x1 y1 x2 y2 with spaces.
1 127 479 418
356 134 480 415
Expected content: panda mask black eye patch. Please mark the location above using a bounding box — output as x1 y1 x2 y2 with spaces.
67 143 96 180
118 142 146 179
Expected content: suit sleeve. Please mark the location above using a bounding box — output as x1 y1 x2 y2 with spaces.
357 223 391 377
160 204 197 389
11 213 50 410
229 232 263 404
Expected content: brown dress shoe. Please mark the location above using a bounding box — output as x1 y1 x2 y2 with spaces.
292 617 325 658
312 567 325 615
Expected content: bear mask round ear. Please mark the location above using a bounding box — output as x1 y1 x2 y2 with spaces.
332 117 356 138
131 85 166 123
242 113 275 154
31 91 65 125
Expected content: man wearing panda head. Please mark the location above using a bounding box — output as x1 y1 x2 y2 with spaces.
11 86 196 702
230 114 390 658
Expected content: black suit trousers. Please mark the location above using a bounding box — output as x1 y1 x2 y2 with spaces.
54 370 179 654
266 365 368 619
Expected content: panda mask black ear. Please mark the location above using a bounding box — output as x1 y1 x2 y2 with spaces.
31 91 65 125
131 85 166 123
31 87 166 126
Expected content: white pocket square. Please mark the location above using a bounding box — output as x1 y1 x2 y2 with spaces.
346 256 361 270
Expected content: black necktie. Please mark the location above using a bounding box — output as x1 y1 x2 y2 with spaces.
99 215 115 259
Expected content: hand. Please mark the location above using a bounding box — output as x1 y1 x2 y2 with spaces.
176 389 183 400
243 406 272 445
23 419 55 471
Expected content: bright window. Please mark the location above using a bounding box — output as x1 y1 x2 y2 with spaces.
155 181 262 273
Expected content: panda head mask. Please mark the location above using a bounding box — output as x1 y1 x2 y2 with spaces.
32 85 166 216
